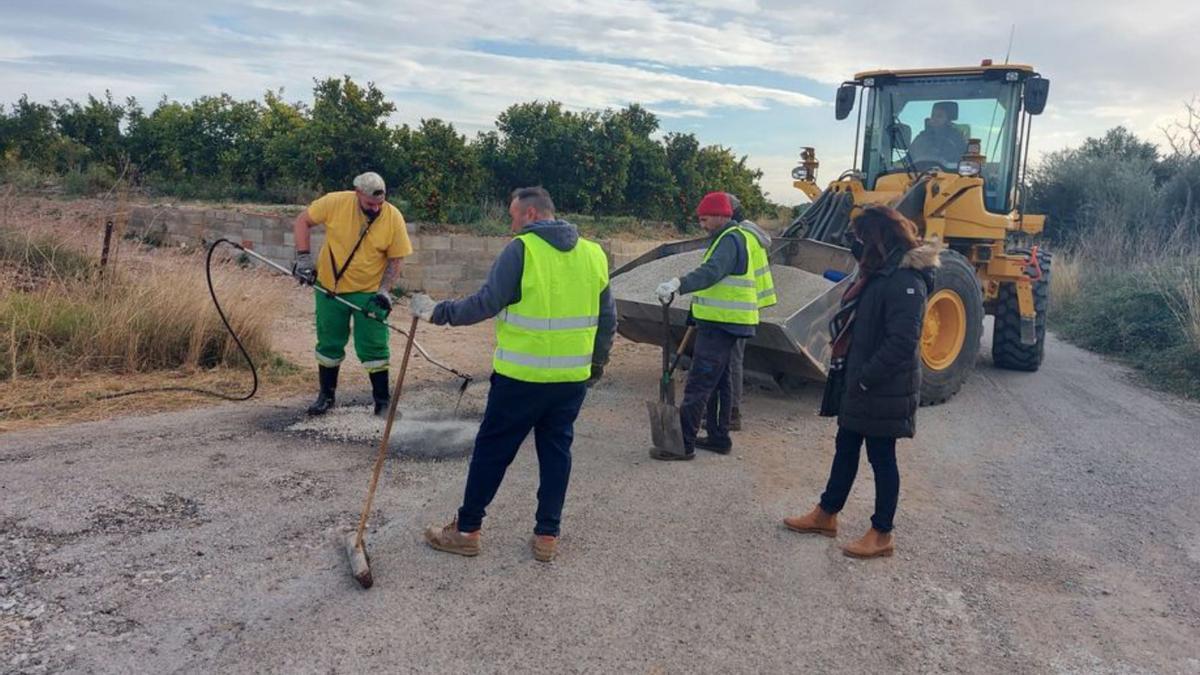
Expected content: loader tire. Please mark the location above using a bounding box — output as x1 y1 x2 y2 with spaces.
919 249 984 406
992 248 1052 372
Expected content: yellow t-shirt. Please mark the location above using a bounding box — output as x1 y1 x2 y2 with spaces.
307 191 412 293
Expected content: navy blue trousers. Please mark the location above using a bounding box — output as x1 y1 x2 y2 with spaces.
457 373 588 536
679 326 737 451
818 427 900 532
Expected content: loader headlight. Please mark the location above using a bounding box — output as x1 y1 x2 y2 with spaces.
958 160 981 177
792 166 805 179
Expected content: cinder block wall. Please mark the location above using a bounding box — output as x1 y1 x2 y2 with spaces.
128 205 670 295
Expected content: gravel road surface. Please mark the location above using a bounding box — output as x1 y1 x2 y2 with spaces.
2 325 1199 673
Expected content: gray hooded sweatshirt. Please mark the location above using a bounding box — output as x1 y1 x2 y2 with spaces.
429 219 617 368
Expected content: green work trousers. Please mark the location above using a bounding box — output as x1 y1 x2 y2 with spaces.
314 290 389 372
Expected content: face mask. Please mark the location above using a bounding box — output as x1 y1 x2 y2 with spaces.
362 205 381 221
850 238 865 261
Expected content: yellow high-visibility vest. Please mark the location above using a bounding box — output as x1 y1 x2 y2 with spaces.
493 233 609 383
691 226 770 325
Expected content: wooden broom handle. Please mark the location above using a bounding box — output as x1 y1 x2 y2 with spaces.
354 314 420 549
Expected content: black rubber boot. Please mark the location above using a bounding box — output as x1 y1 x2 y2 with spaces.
306 365 338 416
695 435 733 454
369 369 390 417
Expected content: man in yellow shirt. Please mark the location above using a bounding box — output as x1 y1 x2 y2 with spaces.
291 172 413 416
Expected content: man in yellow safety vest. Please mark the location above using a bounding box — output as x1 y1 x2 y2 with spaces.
409 186 616 562
653 191 775 460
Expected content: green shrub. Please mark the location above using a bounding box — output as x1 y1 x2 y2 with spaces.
1054 264 1200 398
0 162 55 191
61 164 116 196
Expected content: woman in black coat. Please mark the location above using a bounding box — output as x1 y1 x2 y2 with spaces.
784 205 938 558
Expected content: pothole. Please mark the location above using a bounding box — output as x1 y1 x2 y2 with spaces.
285 405 479 460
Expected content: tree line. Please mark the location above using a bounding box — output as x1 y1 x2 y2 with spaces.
0 76 775 227
1028 119 1200 246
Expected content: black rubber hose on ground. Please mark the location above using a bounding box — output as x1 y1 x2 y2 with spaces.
98 239 258 402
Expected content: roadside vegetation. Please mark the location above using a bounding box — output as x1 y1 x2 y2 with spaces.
0 77 780 230
1034 103 1200 398
0 196 301 429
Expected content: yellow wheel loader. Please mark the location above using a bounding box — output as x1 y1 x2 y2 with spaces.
610 62 1051 405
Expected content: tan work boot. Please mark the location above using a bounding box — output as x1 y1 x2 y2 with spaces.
842 527 895 559
783 505 838 537
424 518 481 557
531 535 558 562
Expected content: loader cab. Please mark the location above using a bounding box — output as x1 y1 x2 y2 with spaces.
847 66 1048 214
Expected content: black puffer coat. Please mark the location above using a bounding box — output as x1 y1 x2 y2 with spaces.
835 244 939 438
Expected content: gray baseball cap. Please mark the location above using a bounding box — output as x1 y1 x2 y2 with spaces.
353 172 386 197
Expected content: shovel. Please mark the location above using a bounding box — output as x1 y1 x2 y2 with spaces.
646 296 695 459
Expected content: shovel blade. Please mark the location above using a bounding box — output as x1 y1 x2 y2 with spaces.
646 400 687 457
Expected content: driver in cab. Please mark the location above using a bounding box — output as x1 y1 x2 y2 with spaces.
908 101 967 168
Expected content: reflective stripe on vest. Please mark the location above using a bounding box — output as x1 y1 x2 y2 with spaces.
493 232 609 383
691 226 761 325
750 242 777 309
497 309 599 331
494 349 593 369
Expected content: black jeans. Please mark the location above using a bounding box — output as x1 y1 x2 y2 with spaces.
818 427 900 533
457 373 588 536
679 326 737 451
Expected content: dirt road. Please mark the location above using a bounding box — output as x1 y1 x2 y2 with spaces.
3 321 1199 673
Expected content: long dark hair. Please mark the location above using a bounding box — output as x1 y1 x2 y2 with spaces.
851 205 920 275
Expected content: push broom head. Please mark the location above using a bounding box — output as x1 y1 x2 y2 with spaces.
344 531 373 589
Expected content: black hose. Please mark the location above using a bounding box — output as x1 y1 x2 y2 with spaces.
99 239 258 401
100 238 473 404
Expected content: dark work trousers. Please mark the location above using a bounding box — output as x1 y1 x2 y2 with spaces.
457 373 588 537
704 367 732 438
818 427 900 532
679 326 738 451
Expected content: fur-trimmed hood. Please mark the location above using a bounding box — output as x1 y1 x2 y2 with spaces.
900 243 941 271
897 243 939 292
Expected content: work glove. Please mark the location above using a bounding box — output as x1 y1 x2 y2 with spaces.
291 251 316 286
656 277 681 303
586 363 604 388
410 293 437 322
366 291 393 319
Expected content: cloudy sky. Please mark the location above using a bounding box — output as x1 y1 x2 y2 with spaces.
2 0 1197 203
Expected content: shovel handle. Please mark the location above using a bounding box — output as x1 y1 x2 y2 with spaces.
666 326 696 379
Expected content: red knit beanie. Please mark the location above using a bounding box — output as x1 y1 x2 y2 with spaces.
695 191 733 218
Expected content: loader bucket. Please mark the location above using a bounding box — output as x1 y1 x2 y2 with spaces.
610 236 856 386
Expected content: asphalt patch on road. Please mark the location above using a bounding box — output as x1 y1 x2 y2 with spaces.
282 404 479 460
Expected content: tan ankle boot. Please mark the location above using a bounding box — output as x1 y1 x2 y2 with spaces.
424 518 481 557
531 535 558 562
842 527 894 558
783 505 837 537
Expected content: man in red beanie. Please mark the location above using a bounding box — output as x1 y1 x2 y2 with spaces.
654 191 774 460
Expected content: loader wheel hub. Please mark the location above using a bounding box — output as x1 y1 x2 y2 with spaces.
922 290 967 371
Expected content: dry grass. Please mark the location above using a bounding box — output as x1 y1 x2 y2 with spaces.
1050 253 1082 310
1 248 285 380
1150 257 1200 351
1052 217 1200 399
0 192 310 429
